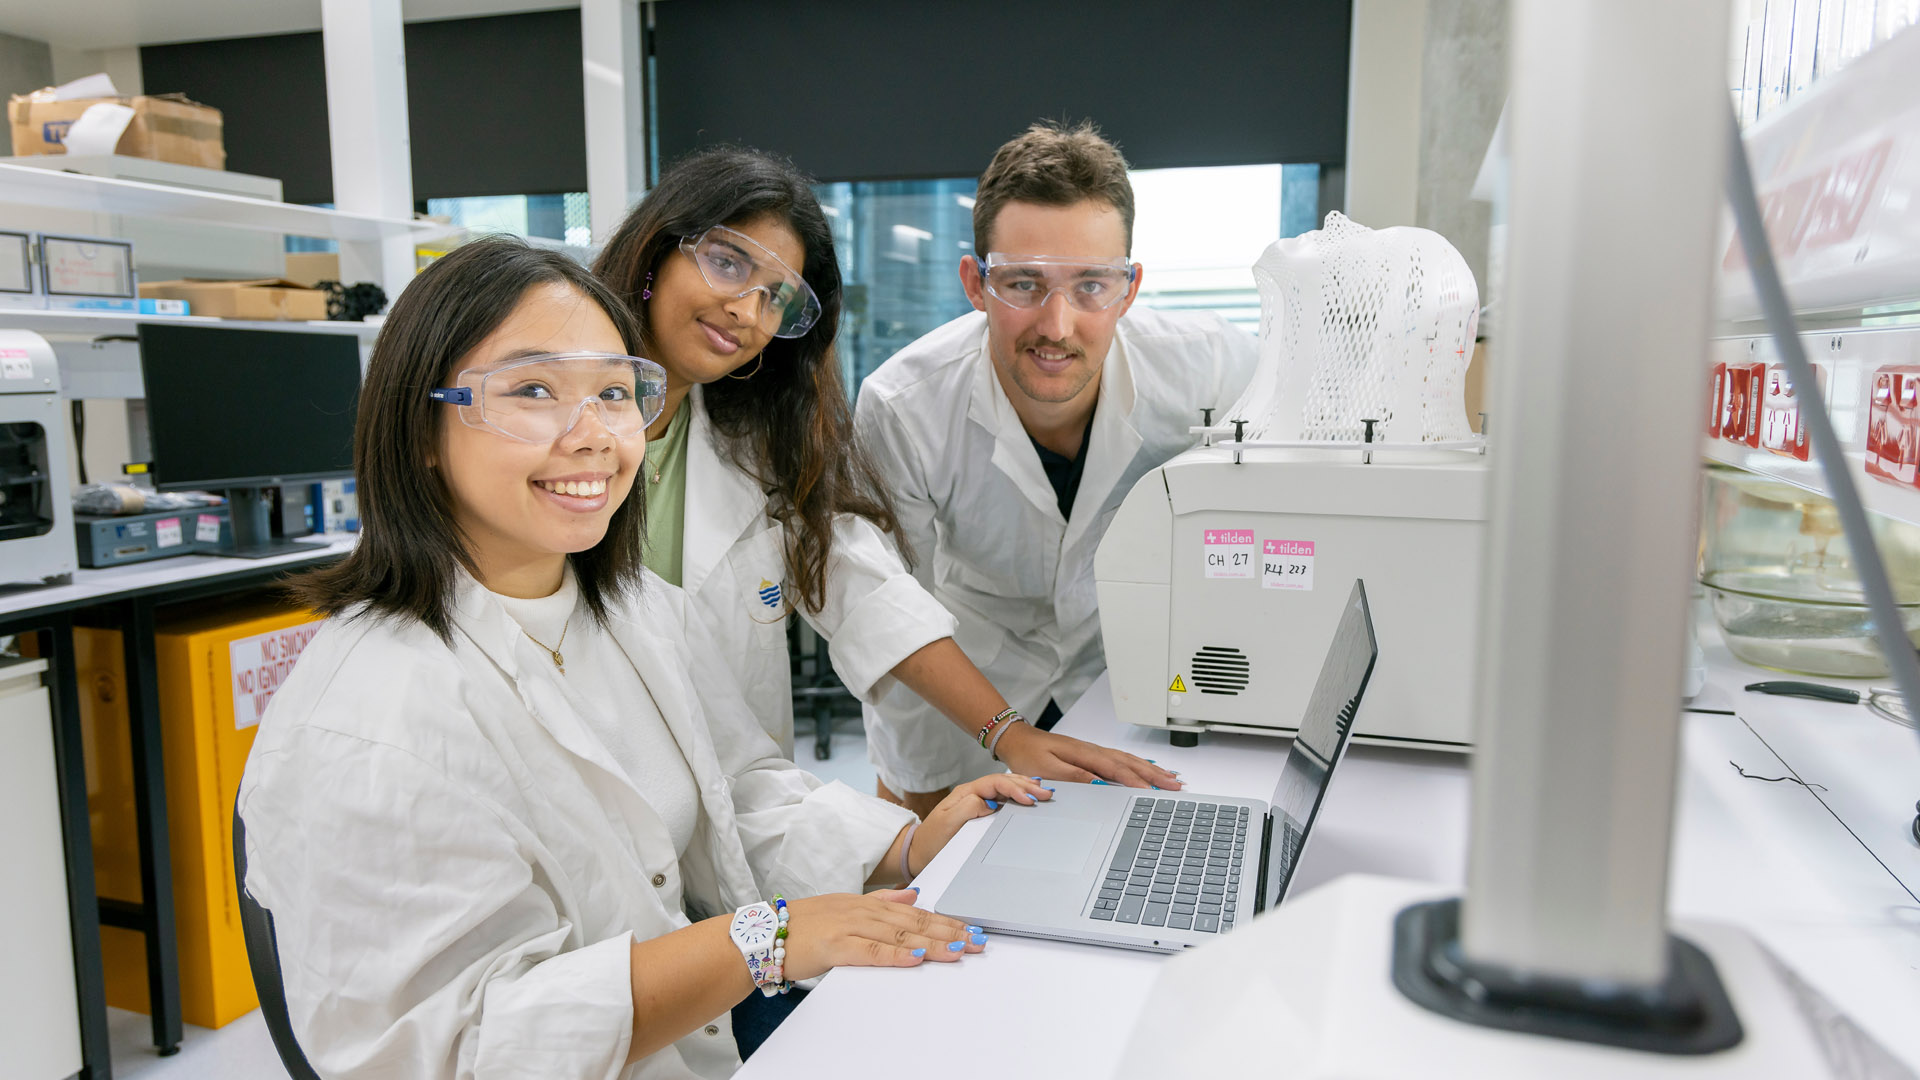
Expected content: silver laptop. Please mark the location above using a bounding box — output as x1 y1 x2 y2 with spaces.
936 580 1377 953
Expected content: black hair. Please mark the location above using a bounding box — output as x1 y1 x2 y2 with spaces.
293 235 648 638
593 147 907 612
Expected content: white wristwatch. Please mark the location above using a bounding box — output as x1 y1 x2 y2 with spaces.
729 901 779 991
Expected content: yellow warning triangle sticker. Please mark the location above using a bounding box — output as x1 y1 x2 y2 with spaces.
1169 674 1188 693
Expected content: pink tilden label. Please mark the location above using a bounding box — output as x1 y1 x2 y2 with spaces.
1263 539 1317 591
1202 528 1258 579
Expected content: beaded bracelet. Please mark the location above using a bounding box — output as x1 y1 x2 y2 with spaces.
899 820 921 886
986 715 1024 761
762 895 792 997
977 707 1020 749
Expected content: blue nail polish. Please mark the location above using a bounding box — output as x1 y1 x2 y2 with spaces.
909 885 920 892
1151 785 1161 790
1032 776 1043 781
970 933 988 945
911 948 926 958
1090 778 1110 786
966 925 983 933
948 940 966 952
1045 786 1057 793
984 799 999 810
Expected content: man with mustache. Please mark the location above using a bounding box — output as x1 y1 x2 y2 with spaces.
855 120 1260 816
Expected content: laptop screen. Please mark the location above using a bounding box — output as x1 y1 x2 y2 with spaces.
1261 580 1379 912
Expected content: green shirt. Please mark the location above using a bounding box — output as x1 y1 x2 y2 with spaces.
640 400 692 587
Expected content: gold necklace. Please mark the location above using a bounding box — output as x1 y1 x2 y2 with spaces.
522 619 569 674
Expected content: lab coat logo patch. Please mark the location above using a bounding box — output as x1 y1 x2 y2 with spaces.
758 579 782 609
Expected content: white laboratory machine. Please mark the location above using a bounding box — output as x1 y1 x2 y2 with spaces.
1096 214 1485 748
0 330 76 585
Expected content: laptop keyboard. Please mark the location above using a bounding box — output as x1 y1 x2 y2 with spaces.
1089 797 1248 933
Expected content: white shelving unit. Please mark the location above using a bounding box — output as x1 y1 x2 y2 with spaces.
1705 324 1920 527
1704 25 1920 529
0 162 439 243
0 308 381 339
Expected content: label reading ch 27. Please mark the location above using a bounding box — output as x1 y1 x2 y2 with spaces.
1202 529 1257 579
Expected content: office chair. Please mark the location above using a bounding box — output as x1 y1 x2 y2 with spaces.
232 804 323 1080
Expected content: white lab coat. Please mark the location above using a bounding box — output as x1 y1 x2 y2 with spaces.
854 308 1260 792
237 570 916 1080
678 386 958 757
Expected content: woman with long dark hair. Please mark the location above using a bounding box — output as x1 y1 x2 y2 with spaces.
594 148 1176 814
238 236 1045 1077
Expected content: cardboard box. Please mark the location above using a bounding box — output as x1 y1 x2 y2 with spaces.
282 252 340 289
8 92 225 170
139 278 327 322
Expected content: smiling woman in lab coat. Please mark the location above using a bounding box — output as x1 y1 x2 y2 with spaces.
236 237 1046 1080
592 149 1177 803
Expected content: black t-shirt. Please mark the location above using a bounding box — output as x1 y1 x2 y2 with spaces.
1029 408 1097 520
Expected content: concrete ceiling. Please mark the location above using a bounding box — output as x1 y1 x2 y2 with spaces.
0 0 578 50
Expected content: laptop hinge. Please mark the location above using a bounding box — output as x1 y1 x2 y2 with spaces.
1254 814 1274 914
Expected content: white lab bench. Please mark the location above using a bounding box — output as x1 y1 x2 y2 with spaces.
741 622 1920 1077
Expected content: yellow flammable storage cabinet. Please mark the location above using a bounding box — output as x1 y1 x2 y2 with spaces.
78 602 325 1028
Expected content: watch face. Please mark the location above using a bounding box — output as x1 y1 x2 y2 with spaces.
735 905 777 948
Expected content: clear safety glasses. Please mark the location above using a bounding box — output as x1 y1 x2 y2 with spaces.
430 352 668 444
979 253 1138 313
679 224 823 339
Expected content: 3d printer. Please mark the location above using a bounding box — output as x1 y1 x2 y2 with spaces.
1095 215 1486 749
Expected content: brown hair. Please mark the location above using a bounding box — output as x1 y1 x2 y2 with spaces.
973 119 1136 255
593 146 907 613
292 236 649 639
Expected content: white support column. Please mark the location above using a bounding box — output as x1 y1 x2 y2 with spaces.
1460 0 1730 984
322 0 416 296
582 0 648 243
1344 0 1427 228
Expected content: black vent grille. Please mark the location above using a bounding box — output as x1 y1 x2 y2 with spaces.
1190 645 1251 695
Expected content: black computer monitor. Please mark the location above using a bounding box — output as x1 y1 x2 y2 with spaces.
137 323 360 558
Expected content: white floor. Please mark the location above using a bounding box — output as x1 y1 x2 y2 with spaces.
800 724 880 795
104 730 878 1079
110 1006 288 1080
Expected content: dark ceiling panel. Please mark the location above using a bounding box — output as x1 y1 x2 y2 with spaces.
142 9 589 204
141 31 334 204
404 10 587 199
652 0 1353 182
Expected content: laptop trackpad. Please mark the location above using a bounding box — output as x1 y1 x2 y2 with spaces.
982 817 1104 873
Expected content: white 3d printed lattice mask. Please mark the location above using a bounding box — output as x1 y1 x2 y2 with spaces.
1223 212 1480 444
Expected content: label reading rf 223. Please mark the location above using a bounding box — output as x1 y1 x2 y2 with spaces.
1263 540 1315 591
1202 529 1257 579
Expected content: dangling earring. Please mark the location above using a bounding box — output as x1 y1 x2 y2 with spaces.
641 271 653 301
726 354 764 380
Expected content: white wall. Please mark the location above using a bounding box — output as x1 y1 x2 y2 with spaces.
48 45 143 94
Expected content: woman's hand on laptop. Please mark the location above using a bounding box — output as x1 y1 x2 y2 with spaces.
905 773 1056 877
781 891 986 978
993 725 1183 791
